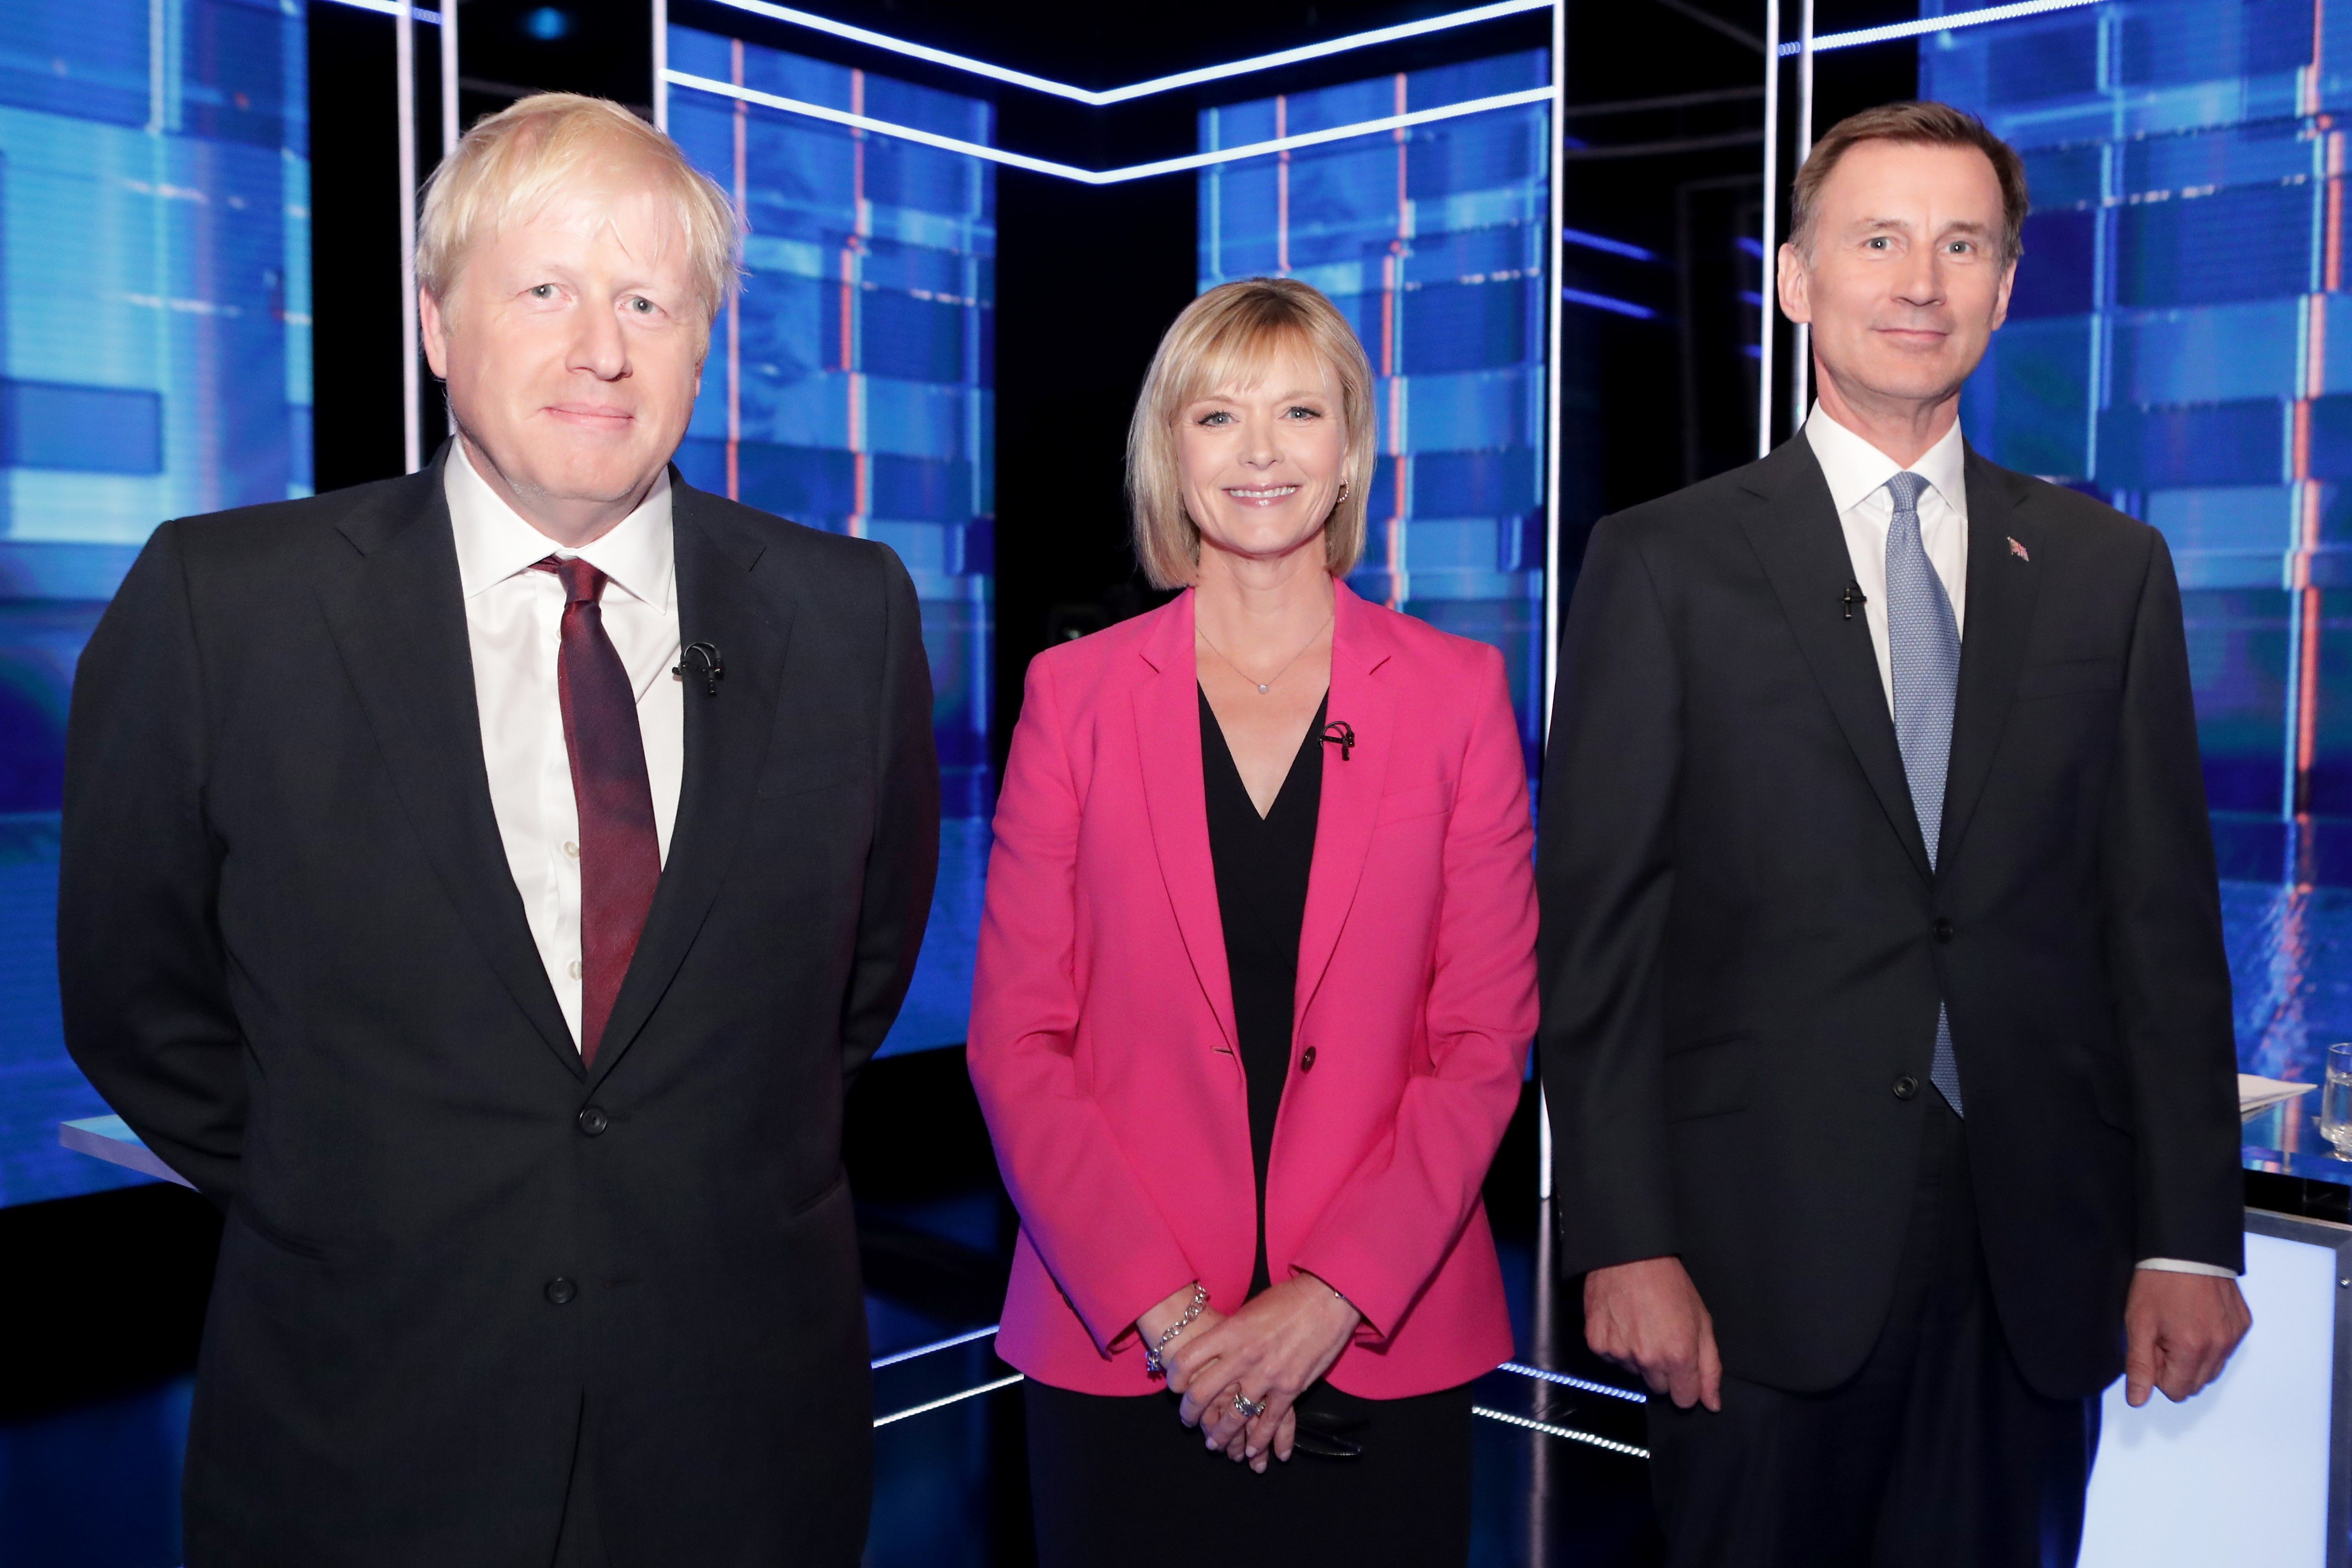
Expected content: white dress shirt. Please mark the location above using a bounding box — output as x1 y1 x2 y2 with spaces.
445 442 684 1050
1805 404 1969 713
1802 406 2233 1280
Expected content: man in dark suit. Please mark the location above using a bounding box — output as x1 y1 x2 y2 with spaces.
1539 102 2248 1566
58 94 937 1566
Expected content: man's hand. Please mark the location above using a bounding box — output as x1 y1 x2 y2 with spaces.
1163 1273 1360 1471
2124 1269 2250 1408
1584 1255 1722 1412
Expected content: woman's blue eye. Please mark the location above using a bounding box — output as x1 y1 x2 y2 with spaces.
530 284 555 298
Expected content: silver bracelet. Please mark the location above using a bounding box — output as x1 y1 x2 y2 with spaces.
1142 1284 1209 1378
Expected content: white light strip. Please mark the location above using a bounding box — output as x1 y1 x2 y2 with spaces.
666 72 1554 185
1472 1405 1652 1458
320 0 443 23
1781 0 2106 55
871 1324 1002 1370
873 1372 1025 1428
1499 1361 1650 1403
700 0 1549 105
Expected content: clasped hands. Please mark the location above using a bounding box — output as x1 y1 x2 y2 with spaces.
1139 1274 1361 1474
1582 1255 2251 1412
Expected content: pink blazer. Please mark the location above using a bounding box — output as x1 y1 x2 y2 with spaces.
967 582 1539 1398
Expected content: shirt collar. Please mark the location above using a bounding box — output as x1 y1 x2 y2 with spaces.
1803 402 1968 520
443 439 674 611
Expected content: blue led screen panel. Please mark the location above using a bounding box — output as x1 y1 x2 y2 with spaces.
0 0 312 1205
1198 51 1552 777
668 27 992 1057
1920 0 2352 1176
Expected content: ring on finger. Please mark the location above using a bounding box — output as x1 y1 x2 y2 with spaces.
1232 1391 1268 1420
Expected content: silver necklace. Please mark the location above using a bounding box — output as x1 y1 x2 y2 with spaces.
1197 614 1332 695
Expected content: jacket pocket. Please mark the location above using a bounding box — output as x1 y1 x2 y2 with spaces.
1662 1033 1755 1123
233 1201 333 1261
1375 780 1454 824
2015 656 2121 701
789 1166 850 1218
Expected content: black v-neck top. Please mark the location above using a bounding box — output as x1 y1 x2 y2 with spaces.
1199 685 1326 1298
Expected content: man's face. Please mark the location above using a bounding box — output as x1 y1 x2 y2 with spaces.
422 154 704 529
1779 139 2015 412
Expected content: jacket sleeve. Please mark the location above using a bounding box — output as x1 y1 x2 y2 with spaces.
838 547 942 1084
58 520 246 1206
1289 645 1537 1340
2099 528 2244 1271
966 653 1196 1354
1537 515 1684 1278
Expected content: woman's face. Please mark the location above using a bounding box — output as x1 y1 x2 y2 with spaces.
1175 341 1349 573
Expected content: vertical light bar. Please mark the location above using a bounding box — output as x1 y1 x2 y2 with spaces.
1757 0 1780 459
439 0 458 154
653 0 671 129
1538 0 1564 1205
397 0 421 473
1788 0 1814 438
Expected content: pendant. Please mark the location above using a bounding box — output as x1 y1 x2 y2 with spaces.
1257 683 1270 694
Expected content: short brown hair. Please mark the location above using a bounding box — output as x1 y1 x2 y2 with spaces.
419 92 742 336
1791 100 2028 268
1127 278 1376 590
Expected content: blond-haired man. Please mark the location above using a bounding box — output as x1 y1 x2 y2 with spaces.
59 94 938 1566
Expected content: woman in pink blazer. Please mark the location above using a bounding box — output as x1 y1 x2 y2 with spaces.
968 277 1538 1565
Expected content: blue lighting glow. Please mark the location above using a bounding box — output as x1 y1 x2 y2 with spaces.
1561 227 1660 263
1562 287 1657 320
522 6 572 42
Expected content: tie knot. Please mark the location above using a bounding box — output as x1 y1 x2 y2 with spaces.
531 554 606 605
1886 471 1929 516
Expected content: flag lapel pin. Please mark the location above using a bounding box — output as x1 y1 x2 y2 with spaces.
2007 535 2030 562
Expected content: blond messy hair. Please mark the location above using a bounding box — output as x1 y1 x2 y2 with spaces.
418 92 741 333
1128 278 1377 590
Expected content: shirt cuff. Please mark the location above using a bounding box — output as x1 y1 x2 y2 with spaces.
2136 1257 2240 1278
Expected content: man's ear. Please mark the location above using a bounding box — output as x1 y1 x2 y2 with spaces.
1989 258 2016 333
420 288 451 380
1776 242 1812 327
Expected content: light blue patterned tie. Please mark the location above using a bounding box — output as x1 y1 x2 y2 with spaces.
1884 471 1965 1116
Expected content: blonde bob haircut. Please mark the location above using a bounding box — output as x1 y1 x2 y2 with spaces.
1128 277 1377 590
418 92 742 335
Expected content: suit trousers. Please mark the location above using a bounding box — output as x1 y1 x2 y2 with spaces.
1645 1100 2103 1568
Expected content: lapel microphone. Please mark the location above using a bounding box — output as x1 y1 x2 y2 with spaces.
1841 582 1868 621
676 642 723 696
1320 719 1356 761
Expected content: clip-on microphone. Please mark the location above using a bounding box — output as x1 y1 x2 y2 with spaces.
1320 719 1356 761
676 641 724 696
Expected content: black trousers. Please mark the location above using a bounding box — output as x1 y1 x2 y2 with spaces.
1024 1377 1473 1568
1646 1101 2102 1568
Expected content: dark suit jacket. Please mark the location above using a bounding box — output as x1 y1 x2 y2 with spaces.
58 456 940 1566
1538 436 2243 1402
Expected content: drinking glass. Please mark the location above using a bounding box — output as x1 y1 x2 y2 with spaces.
2320 1043 2352 1156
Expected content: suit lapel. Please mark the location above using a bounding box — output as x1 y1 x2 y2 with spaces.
589 479 791 1087
315 457 580 1075
1737 438 1934 882
1936 449 2039 871
1293 583 1394 1029
1133 592 1241 1056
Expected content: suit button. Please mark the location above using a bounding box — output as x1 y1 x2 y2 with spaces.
1933 918 1954 943
1893 1075 1920 1101
1299 1046 1317 1072
577 1105 609 1136
545 1276 577 1305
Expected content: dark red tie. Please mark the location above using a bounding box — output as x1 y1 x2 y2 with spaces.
532 555 660 1065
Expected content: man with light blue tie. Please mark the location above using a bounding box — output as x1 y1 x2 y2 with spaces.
1539 102 2251 1566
